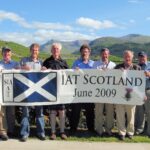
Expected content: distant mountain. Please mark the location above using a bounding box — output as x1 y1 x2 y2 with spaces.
89 34 150 57
120 34 150 44
1 34 150 61
41 34 150 57
40 39 90 54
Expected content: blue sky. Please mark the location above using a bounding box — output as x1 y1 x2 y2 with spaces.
0 0 150 46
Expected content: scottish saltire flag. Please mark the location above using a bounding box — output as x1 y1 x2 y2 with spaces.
2 71 57 104
14 72 57 103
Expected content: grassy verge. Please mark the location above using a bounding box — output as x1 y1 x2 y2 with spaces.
17 127 150 143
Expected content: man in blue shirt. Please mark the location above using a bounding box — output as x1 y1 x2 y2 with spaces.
0 47 20 140
69 44 95 133
135 51 150 138
19 43 45 142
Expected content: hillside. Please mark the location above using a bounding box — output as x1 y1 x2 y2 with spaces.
120 34 150 44
0 40 29 61
1 34 150 63
40 39 90 54
89 34 150 57
0 40 48 61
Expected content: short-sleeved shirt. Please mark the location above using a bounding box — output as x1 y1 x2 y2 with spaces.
72 58 94 69
20 57 42 71
93 60 116 69
0 60 20 70
139 61 150 89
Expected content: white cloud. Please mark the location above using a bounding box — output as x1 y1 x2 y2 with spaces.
0 30 97 46
0 10 72 31
76 17 117 30
35 30 96 42
0 10 31 28
32 22 72 30
0 32 34 46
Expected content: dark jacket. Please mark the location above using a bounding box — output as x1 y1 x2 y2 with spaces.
43 55 69 110
43 56 69 70
115 63 141 70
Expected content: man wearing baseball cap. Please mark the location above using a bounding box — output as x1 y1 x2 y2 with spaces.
0 47 20 140
135 51 150 138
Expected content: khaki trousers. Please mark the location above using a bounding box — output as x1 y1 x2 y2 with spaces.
0 105 7 135
50 110 65 133
95 103 114 135
116 104 135 136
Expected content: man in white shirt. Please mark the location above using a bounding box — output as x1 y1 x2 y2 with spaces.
93 48 116 136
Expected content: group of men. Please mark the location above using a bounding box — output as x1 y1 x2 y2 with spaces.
0 43 150 142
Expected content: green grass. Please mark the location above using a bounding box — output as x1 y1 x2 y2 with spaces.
65 130 150 143
20 126 150 143
28 130 150 143
67 135 150 143
28 136 150 143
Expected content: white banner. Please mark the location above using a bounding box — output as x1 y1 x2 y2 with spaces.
0 69 145 106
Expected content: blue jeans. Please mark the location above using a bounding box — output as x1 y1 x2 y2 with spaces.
20 106 45 137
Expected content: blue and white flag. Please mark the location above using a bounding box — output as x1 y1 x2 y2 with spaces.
1 71 57 105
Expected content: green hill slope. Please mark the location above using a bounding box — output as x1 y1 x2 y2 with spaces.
0 40 48 61
0 40 29 61
89 34 150 57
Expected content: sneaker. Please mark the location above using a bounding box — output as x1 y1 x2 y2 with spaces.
37 134 46 141
119 135 125 141
50 133 56 140
0 134 8 141
60 133 67 140
20 135 28 142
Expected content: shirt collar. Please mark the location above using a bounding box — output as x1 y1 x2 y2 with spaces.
29 56 40 62
80 57 90 64
2 59 12 64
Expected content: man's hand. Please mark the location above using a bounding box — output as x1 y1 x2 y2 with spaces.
41 66 47 71
144 71 150 77
21 65 31 70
